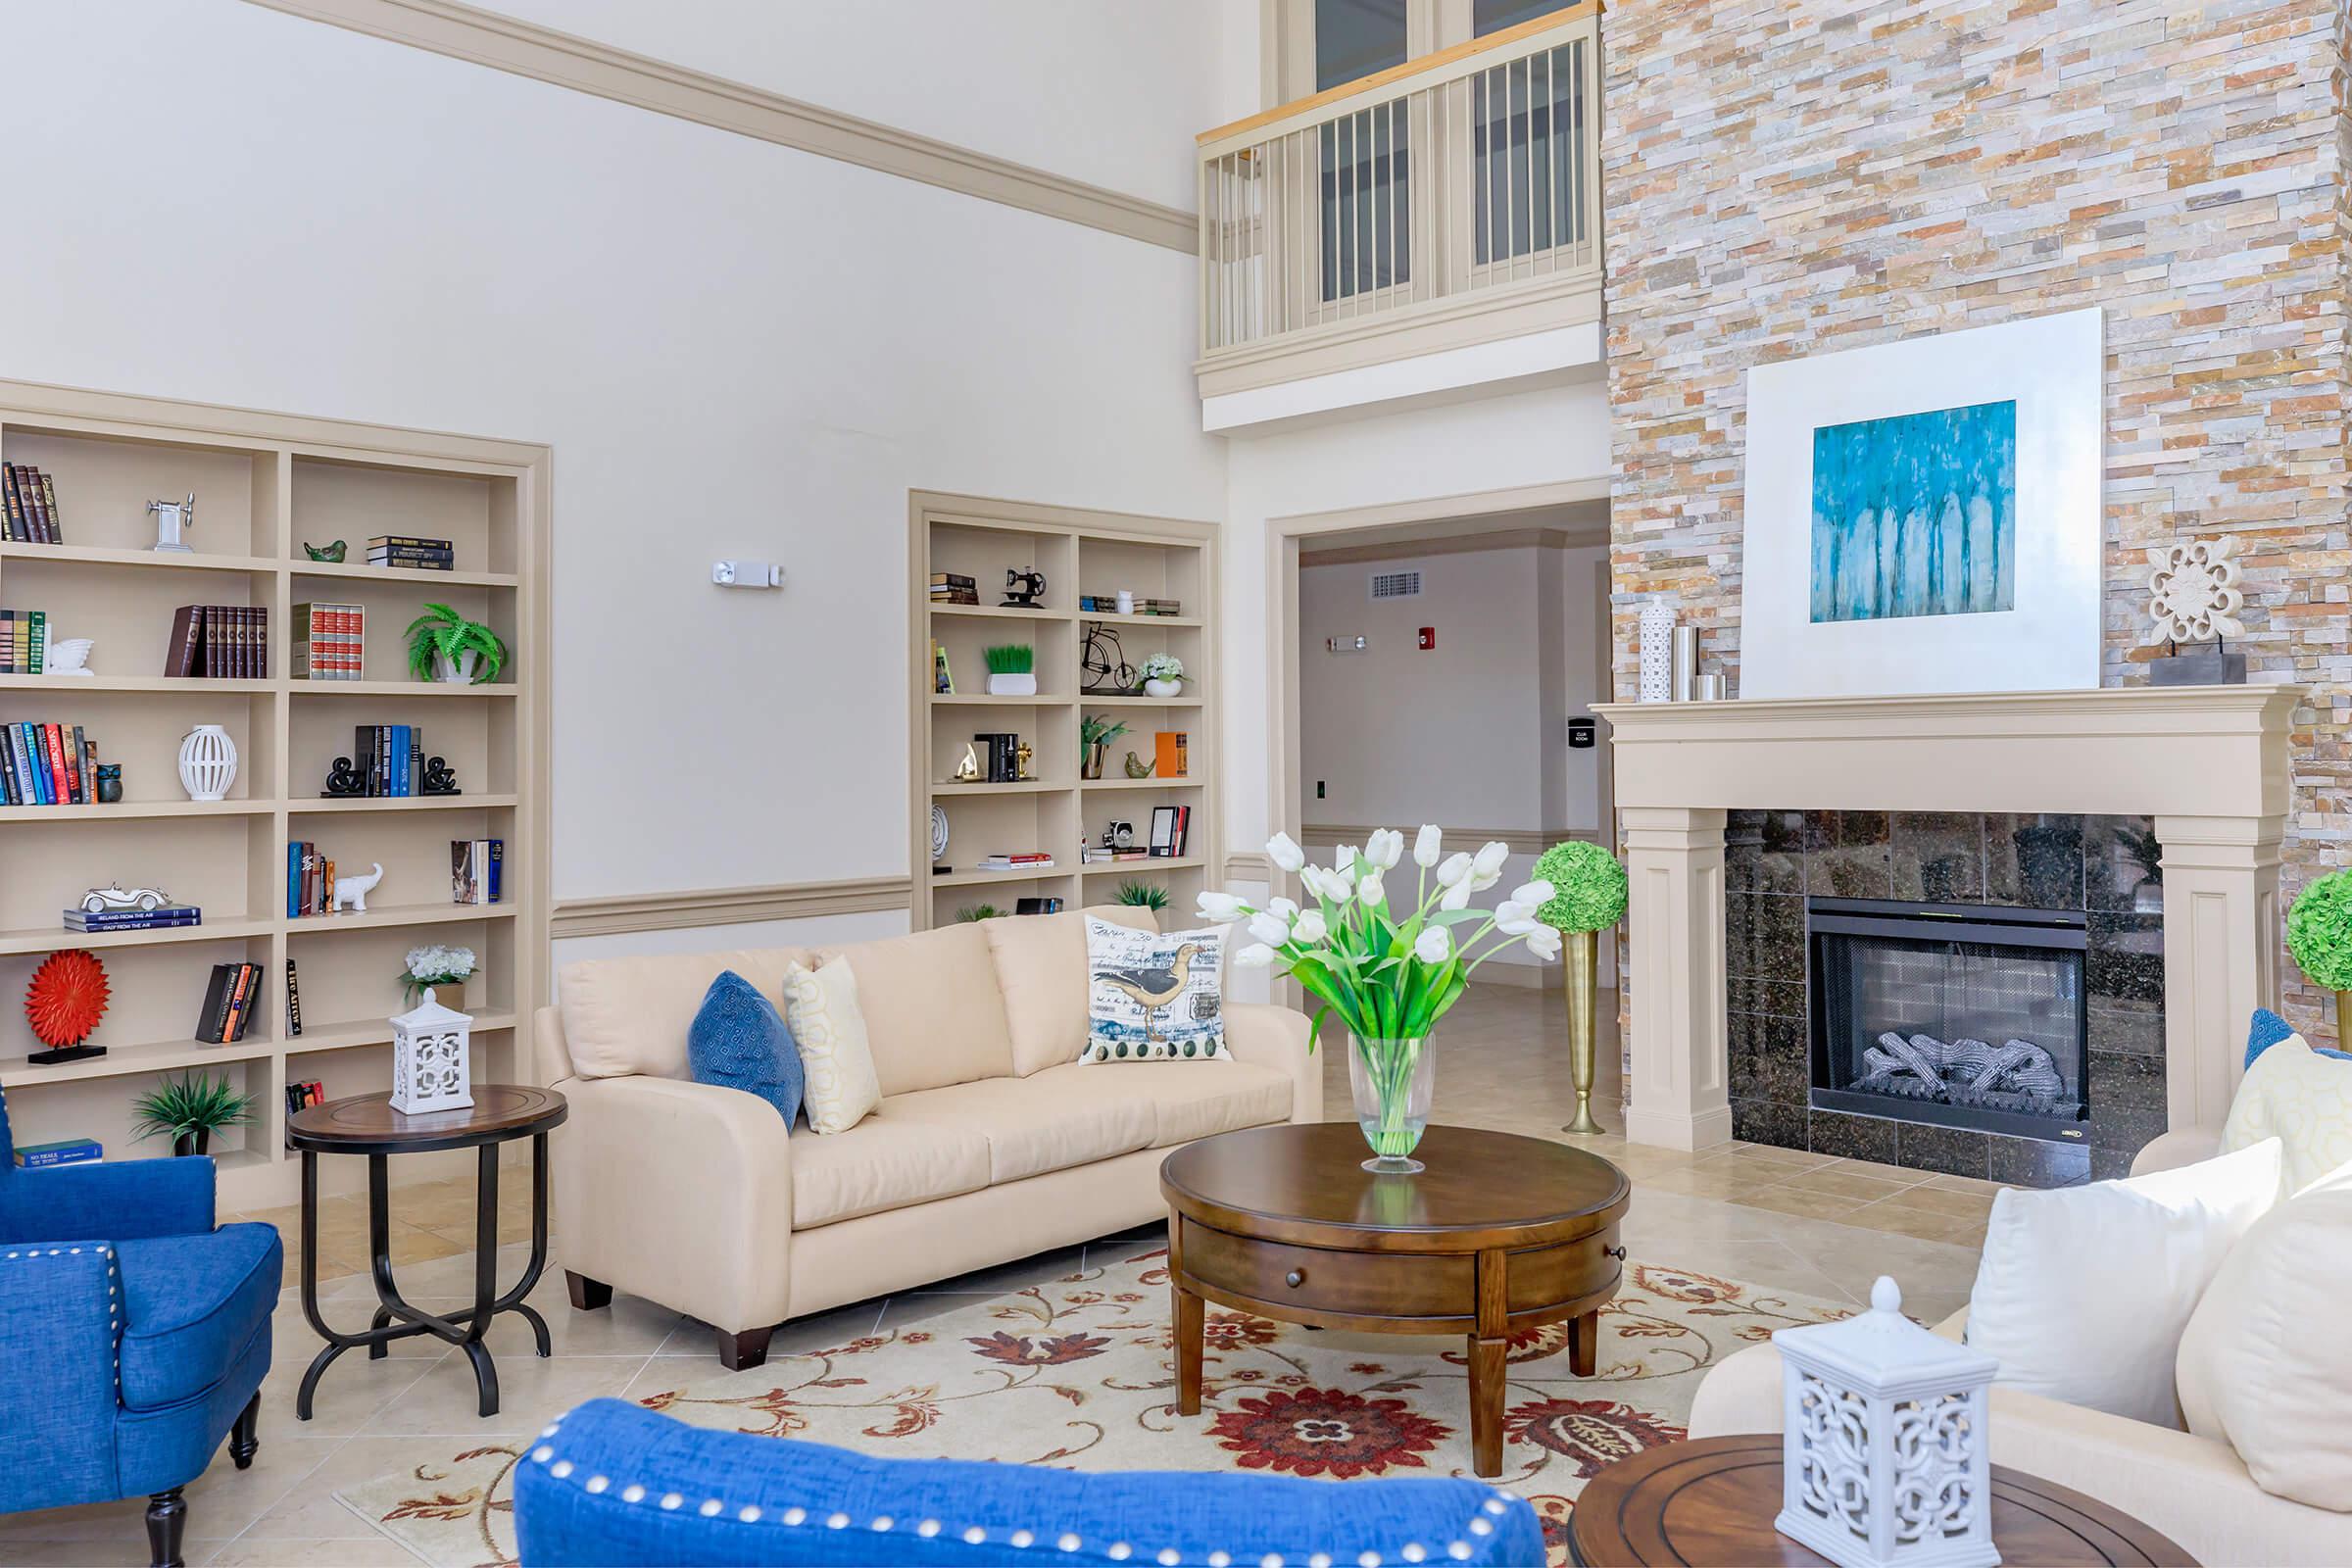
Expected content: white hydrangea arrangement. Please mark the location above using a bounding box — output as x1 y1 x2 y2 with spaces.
401 944 477 1004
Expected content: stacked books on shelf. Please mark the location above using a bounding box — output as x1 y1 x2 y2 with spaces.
284 1078 326 1127
452 837 505 904
2 465 62 542
976 852 1055 873
928 571 980 607
1078 595 1182 615
1080 846 1150 864
1 608 48 671
286 843 338 917
6 723 101 806
164 605 269 678
368 534 455 570
15 1137 101 1168
65 899 201 934
352 724 426 796
292 602 365 680
193 961 264 1044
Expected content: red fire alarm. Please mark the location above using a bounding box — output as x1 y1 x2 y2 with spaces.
1417 626 1435 651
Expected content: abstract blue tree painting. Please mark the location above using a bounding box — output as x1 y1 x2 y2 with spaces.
1808 399 2017 622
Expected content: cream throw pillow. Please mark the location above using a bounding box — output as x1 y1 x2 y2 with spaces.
2222 1034 2352 1196
780 956 880 1134
2177 1157 2352 1508
1964 1137 2282 1427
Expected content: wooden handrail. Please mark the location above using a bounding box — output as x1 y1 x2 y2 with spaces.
1196 1 1599 147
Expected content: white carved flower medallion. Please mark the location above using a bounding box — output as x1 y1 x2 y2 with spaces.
2144 536 2245 645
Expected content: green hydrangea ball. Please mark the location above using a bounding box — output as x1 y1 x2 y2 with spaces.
1532 840 1628 933
2288 868 2352 991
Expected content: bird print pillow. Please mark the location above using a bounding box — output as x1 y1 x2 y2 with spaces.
1083 917 1228 1063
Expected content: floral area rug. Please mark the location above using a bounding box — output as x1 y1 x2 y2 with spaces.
339 1248 1846 1566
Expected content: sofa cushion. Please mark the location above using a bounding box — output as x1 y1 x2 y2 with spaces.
885 1072 1157 1185
687 971 802 1125
1084 918 1230 1063
2223 1032 2352 1196
781 957 880 1135
2177 1157 2352 1509
559 948 808 1080
986 905 1158 1076
817 924 1014 1097
1074 1059 1296 1146
789 1107 992 1229
116 1222 283 1411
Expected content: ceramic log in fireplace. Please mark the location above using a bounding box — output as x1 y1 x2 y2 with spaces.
1809 898 2089 1142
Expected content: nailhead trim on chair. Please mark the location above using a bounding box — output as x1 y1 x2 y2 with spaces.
523 1417 1518 1564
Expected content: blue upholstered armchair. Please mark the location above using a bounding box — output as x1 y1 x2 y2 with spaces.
0 1088 282 1566
516 1399 1547 1567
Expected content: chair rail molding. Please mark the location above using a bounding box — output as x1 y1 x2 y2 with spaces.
552 876 911 940
244 0 1195 252
1302 824 1594 856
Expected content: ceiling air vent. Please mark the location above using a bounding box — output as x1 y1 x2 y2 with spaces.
1369 568 1423 603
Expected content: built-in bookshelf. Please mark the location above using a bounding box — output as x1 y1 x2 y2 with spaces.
0 379 548 1208
909 493 1217 932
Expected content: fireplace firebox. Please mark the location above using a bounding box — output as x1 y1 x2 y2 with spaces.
1808 897 2088 1141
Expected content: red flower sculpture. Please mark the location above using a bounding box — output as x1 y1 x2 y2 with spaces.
25 949 108 1049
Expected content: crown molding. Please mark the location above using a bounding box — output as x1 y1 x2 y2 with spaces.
552 875 910 939
246 0 1196 253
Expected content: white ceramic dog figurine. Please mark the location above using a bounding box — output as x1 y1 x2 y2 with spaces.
332 862 384 914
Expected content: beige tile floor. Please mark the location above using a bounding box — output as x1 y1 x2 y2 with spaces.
4 983 1996 1564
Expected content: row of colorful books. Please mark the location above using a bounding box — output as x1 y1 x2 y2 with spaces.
287 843 342 917
293 602 366 680
452 838 505 905
193 961 266 1044
66 903 199 933
14 1136 101 1169
352 724 427 796
284 1079 328 1141
165 605 270 678
1 608 49 671
3 722 101 807
1078 595 1182 615
369 534 456 570
2 465 63 542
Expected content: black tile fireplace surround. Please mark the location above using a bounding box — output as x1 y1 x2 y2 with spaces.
1725 809 2167 1187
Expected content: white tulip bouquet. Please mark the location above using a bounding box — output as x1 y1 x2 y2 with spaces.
1197 826 1558 1169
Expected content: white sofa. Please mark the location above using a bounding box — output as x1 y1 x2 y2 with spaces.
533 906 1319 1368
1690 1126 2352 1567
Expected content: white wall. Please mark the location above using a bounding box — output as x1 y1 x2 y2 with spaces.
3 2 1222 926
470 0 1255 211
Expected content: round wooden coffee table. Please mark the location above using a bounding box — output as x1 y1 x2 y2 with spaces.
1568 1435 2196 1566
288 1085 566 1421
1160 1122 1630 1477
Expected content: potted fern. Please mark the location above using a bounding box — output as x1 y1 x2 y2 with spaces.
131 1071 259 1156
984 644 1036 697
407 603 509 685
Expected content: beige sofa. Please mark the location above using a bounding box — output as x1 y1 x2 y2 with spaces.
1689 1126 2352 1567
534 906 1319 1367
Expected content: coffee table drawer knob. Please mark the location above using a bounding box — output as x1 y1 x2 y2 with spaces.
1285 1268 1305 1289
1603 1244 1626 1261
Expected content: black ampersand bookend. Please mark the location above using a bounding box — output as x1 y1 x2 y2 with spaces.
319 757 367 798
419 756 462 796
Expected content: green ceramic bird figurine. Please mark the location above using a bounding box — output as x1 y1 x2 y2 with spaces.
1123 750 1154 778
304 539 347 563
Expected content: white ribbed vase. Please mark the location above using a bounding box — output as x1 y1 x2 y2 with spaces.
176 723 238 802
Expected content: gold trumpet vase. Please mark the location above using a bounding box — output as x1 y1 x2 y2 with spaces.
1562 925 1604 1135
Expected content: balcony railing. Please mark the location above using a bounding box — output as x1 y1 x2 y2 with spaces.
1196 5 1601 364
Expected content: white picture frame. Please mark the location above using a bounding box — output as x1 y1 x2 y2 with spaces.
1739 308 2104 700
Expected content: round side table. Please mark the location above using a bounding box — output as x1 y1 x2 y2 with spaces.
1568 1434 2196 1567
288 1085 566 1420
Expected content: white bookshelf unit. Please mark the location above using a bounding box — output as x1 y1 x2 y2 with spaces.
0 379 549 1209
909 493 1218 931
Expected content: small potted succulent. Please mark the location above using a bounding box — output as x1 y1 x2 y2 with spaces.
401 944 476 1005
1113 879 1170 911
1141 654 1185 699
2288 868 2352 1045
407 603 509 685
1080 713 1129 779
131 1071 259 1156
984 644 1037 698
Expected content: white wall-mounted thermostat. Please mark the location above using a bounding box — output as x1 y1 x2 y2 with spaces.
711 560 785 589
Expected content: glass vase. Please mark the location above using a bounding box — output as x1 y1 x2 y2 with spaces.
1348 1034 1434 1174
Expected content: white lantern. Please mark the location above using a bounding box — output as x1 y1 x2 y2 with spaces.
1774 1276 1999 1568
389 988 474 1114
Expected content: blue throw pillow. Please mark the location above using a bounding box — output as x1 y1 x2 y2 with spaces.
688 970 803 1123
2247 1005 2352 1066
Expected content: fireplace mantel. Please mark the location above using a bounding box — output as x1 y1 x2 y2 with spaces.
1597 684 2304 1152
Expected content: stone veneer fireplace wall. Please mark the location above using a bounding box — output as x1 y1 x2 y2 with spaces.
1724 810 2168 1187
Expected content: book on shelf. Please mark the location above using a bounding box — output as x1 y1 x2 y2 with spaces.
164 605 269 678
451 838 505 905
1154 731 1189 778
976 853 1054 871
366 535 455 569
287 841 358 916
1078 595 1183 615
64 904 201 931
1014 897 1064 914
292 602 364 680
14 1137 102 1169
1079 847 1151 863
345 724 427 798
0 607 47 672
6 723 102 808
284 1078 326 1146
286 957 303 1037
1148 804 1193 858
928 572 977 590
193 961 264 1045
2 464 61 543
931 640 955 694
